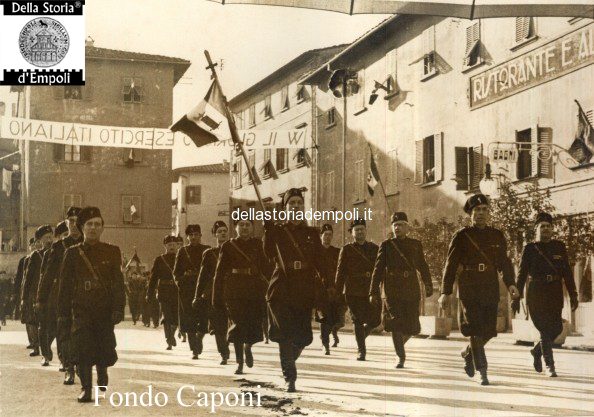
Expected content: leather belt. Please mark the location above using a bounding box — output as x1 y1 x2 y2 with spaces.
287 261 309 270
464 263 488 272
531 274 561 283
232 268 252 274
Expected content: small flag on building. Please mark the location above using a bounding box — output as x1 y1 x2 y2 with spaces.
568 101 594 165
170 80 230 147
367 152 380 196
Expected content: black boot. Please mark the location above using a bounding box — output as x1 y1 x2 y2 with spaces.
470 336 489 385
244 343 254 368
530 342 543 373
196 332 205 355
77 365 93 403
164 325 172 350
96 366 108 391
392 332 406 368
332 329 339 347
541 338 557 377
234 342 244 374
64 367 75 385
461 345 475 377
354 324 366 361
188 333 199 359
215 333 230 365
321 324 331 355
170 326 177 347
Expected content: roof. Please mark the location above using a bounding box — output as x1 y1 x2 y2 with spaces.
86 46 191 85
229 44 348 107
173 163 229 175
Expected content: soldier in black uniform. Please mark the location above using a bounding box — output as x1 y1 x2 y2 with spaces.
514 212 578 377
316 223 342 355
13 238 36 326
58 206 126 403
370 212 433 368
147 235 180 350
173 224 210 359
37 207 83 383
55 221 69 240
439 194 519 385
21 224 53 360
212 218 270 374
264 188 327 392
142 271 160 328
193 221 230 365
335 218 380 361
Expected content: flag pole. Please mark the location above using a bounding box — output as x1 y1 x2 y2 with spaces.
368 143 393 214
203 50 266 211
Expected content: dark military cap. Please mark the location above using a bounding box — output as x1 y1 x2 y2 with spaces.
320 223 333 234
76 206 103 230
535 212 554 225
174 235 184 243
35 224 53 240
212 220 228 234
163 235 176 245
391 212 409 224
349 218 366 231
65 206 81 218
463 193 489 214
282 187 304 207
29 237 36 245
55 221 68 237
185 224 201 235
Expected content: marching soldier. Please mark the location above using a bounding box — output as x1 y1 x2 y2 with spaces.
370 212 433 368
439 194 519 385
212 218 270 374
21 224 53 360
37 207 83 384
264 188 327 392
335 218 380 361
57 206 126 403
174 235 186 343
193 221 231 365
173 224 210 359
54 221 69 240
147 235 180 350
514 212 578 377
316 223 342 355
125 254 145 325
14 238 36 327
142 271 160 328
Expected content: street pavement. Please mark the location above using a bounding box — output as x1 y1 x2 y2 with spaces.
0 319 593 417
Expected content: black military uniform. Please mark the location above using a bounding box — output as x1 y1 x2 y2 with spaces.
142 272 160 327
147 235 179 350
37 206 83 383
173 224 210 359
371 212 433 368
126 254 145 325
193 221 231 365
22 225 53 358
515 212 578 377
13 244 32 323
335 218 380 361
316 223 342 355
441 194 515 385
264 188 327 392
58 207 126 403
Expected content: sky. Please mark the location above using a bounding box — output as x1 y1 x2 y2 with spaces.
85 0 390 168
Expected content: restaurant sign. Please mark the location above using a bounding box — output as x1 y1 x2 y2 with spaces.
470 23 594 109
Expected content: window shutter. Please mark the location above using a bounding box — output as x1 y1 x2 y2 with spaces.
122 196 132 223
81 145 92 162
470 144 484 190
53 87 64 100
538 127 553 178
455 147 469 190
53 144 63 161
516 17 530 42
531 127 539 177
131 196 142 224
434 132 443 182
422 26 435 55
281 86 289 109
464 22 480 65
414 140 423 184
83 77 93 101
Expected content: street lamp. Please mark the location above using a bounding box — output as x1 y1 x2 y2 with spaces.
479 162 500 198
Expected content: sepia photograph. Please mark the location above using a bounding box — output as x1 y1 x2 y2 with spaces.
0 1 593 416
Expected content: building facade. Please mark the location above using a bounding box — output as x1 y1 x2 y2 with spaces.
302 15 594 334
228 45 346 236
172 163 230 247
11 41 190 262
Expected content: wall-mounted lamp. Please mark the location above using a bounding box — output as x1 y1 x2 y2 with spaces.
369 78 395 105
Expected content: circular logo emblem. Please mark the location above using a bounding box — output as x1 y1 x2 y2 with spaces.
19 18 69 67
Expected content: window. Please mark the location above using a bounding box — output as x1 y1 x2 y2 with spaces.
262 95 272 120
248 104 256 127
232 159 242 188
247 151 257 183
122 195 142 224
261 148 274 178
515 17 536 45
296 85 307 103
324 171 335 205
63 194 82 217
122 148 143 165
455 145 484 191
385 49 398 94
235 112 244 130
386 149 398 194
11 103 17 117
326 108 336 127
294 148 310 167
354 69 366 113
464 22 482 68
354 159 365 201
415 133 443 185
276 148 289 172
186 185 201 205
64 86 82 100
422 26 437 79
516 127 553 180
122 77 143 103
53 144 91 162
281 86 290 111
